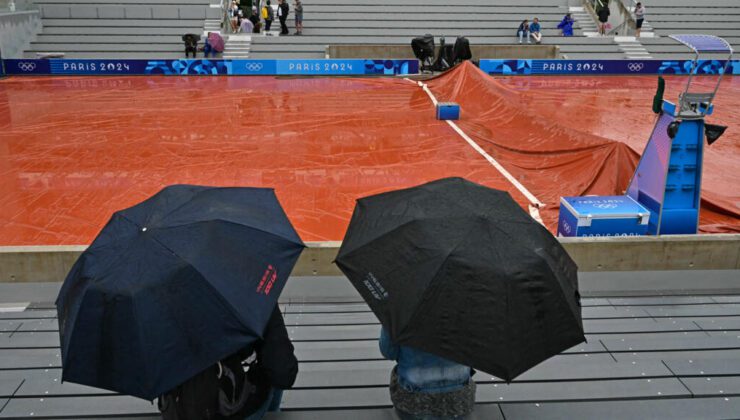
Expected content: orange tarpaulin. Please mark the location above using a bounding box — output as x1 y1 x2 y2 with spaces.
425 62 739 233
0 64 737 246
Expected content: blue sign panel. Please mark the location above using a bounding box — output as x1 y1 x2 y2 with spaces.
144 60 232 75
47 59 148 75
1 59 419 76
479 59 740 76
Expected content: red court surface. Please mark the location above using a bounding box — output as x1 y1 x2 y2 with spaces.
1 63 738 245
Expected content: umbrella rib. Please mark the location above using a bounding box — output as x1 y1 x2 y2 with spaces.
153 218 305 249
119 210 303 247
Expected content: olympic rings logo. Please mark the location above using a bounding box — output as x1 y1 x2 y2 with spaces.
245 63 263 71
561 221 572 234
593 203 618 209
18 62 37 71
627 62 644 72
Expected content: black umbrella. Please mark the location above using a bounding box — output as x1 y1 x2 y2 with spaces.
56 185 304 400
335 177 584 381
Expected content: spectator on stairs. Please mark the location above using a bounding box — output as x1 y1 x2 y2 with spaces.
202 32 224 58
240 15 254 33
182 33 200 58
517 19 530 44
262 0 275 34
634 2 645 37
249 7 262 33
530 17 542 44
558 13 574 36
229 1 240 33
278 0 289 35
293 0 303 35
597 3 610 36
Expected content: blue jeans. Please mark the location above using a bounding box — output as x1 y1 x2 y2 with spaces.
204 43 216 58
518 30 530 43
379 328 471 393
244 388 283 420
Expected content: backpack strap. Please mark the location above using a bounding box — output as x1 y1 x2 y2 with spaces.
217 354 256 417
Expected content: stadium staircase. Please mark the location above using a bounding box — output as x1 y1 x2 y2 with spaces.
223 34 251 58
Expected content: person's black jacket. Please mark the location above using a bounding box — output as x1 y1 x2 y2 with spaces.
236 306 297 417
252 305 297 389
279 2 289 19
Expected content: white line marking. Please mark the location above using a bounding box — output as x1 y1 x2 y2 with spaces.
405 78 545 223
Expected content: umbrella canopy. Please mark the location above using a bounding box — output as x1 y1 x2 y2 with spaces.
207 32 225 52
56 185 304 400
335 177 584 381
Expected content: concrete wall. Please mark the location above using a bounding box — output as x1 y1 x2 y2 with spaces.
0 10 41 59
327 44 559 60
1 235 738 283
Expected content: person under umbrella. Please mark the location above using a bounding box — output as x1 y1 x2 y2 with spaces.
203 32 224 58
158 305 298 419
380 327 475 418
336 177 585 418
56 185 305 402
182 33 200 58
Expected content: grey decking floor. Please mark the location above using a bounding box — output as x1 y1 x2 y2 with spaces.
1 276 740 419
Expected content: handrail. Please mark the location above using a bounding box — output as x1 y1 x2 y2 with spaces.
607 19 630 36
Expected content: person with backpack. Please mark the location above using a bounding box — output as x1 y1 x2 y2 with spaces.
262 0 274 34
158 306 298 420
277 0 289 35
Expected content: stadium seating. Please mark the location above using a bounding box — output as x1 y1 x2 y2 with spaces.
632 0 739 59
18 0 740 60
24 0 220 58
248 0 630 59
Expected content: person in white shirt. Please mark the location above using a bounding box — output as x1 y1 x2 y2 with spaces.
634 2 646 37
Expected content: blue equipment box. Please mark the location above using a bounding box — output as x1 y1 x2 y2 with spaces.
436 102 460 120
557 195 650 237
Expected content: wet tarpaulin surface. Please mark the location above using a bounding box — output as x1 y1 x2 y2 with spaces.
0 63 737 245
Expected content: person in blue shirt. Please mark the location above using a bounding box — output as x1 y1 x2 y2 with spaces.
530 17 542 44
557 13 574 36
379 327 476 419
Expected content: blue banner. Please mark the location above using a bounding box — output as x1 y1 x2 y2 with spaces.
479 59 740 76
2 58 419 76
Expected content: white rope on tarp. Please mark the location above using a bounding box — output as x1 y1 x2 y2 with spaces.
403 78 545 224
